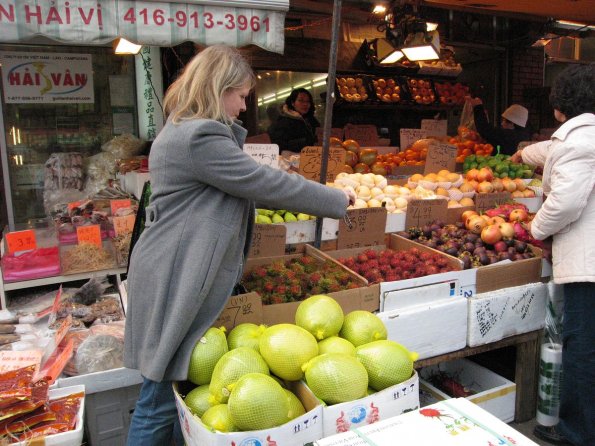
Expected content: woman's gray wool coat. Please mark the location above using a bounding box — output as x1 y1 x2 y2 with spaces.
124 118 349 382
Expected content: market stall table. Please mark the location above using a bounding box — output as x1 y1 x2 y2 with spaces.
414 329 542 423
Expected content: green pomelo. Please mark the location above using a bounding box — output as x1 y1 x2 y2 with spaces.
303 353 368 405
295 294 344 340
259 324 318 381
339 311 387 347
284 388 306 422
188 327 228 385
228 373 289 431
184 384 212 418
318 336 356 356
355 340 419 391
366 387 377 396
227 323 267 352
209 347 269 404
201 404 237 432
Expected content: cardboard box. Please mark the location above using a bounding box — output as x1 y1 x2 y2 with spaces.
235 245 378 328
174 380 323 446
419 358 517 422
314 397 538 446
320 371 419 437
12 384 86 446
467 282 547 347
391 233 542 296
324 234 473 312
378 292 467 360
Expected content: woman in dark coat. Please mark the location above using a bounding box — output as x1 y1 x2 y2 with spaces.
268 87 320 154
124 46 355 446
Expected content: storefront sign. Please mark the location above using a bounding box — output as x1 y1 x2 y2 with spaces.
135 46 164 140
0 51 94 103
0 0 287 54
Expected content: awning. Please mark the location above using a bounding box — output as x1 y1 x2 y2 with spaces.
0 0 288 54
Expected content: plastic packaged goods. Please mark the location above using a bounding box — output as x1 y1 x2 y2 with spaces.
60 243 117 275
1 247 61 282
74 333 124 374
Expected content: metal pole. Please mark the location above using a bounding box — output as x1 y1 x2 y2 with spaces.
314 0 342 248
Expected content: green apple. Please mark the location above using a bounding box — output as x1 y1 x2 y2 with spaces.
296 213 310 221
271 213 284 223
256 215 273 224
284 212 298 222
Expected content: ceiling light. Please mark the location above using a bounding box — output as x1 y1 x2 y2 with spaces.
372 4 387 15
114 38 142 55
425 22 438 32
401 30 440 61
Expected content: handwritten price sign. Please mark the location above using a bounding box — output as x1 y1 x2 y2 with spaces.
337 207 387 249
475 192 512 214
249 224 286 258
243 144 279 168
405 199 448 229
424 142 457 174
110 199 132 215
113 215 136 236
298 146 345 183
5 229 37 254
76 225 102 247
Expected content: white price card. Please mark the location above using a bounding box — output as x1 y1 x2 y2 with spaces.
243 144 280 168
399 129 427 151
421 119 448 136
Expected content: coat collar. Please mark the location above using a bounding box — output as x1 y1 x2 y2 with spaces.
552 113 595 141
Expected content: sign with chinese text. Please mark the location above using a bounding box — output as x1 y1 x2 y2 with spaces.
5 229 36 254
135 46 164 141
76 225 102 246
0 52 94 104
243 144 279 168
249 224 286 258
298 146 345 183
0 1 287 54
421 119 448 137
337 207 387 249
113 215 136 236
399 129 427 151
405 198 448 229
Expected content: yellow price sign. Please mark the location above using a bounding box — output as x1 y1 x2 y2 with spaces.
113 215 136 236
5 230 37 254
76 225 102 247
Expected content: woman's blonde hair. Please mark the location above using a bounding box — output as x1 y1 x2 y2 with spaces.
164 45 256 125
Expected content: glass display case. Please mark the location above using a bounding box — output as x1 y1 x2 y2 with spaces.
0 44 138 228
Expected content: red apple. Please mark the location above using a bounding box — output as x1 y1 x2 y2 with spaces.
509 209 529 223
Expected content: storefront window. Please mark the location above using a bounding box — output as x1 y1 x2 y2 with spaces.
255 70 327 135
0 44 137 228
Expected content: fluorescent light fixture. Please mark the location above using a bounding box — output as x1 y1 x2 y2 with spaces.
114 38 142 55
401 30 440 61
372 4 387 14
294 80 312 89
376 38 404 64
313 75 328 82
312 80 326 87
426 22 438 32
262 97 277 104
556 20 595 30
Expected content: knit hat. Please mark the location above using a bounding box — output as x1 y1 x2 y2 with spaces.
501 104 528 127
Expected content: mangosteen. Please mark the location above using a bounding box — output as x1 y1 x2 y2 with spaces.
463 242 475 252
508 247 517 256
505 239 515 248
427 240 438 249
422 225 432 238
478 253 490 265
445 247 459 257
430 223 441 233
465 233 479 243
498 252 512 262
473 246 486 257
515 241 528 253
436 245 446 253
455 221 465 229
488 255 499 264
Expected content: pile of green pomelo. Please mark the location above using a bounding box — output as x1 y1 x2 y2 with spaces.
183 294 418 433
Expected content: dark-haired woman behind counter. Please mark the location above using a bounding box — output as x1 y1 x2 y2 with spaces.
268 88 320 155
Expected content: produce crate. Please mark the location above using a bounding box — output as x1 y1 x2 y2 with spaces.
319 371 419 437
369 75 406 104
335 74 373 104
174 380 323 446
419 358 516 422
402 77 437 105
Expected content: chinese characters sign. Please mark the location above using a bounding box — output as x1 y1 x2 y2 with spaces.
135 46 164 141
0 51 94 103
0 1 287 54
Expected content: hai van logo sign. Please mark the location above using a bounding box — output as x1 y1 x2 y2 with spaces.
0 51 94 104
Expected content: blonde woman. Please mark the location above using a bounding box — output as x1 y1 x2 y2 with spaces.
124 45 355 445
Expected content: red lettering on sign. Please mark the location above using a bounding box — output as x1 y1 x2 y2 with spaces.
0 4 15 22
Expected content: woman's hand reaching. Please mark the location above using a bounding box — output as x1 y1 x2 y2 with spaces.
343 188 356 206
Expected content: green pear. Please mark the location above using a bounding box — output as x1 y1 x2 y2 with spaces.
275 210 287 216
256 208 274 217
284 212 298 223
256 215 273 224
271 213 285 224
296 213 311 221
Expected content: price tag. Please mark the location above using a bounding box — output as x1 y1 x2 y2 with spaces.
337 207 387 249
67 200 84 211
399 129 427 151
298 146 346 183
421 119 448 137
243 144 280 168
405 198 448 229
76 225 102 247
5 229 37 254
110 199 132 215
343 124 379 146
249 224 287 258
0 351 43 374
113 215 136 236
424 142 457 174
475 192 512 214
